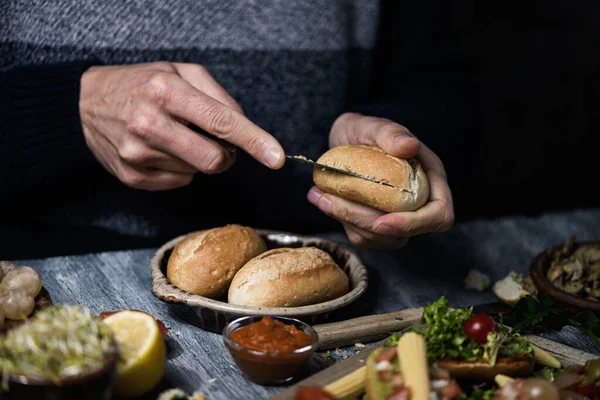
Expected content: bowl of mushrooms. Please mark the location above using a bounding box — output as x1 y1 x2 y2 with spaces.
530 237 600 313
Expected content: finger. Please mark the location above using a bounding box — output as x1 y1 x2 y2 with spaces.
115 162 194 191
126 110 236 174
146 73 285 169
330 112 420 158
373 143 455 236
344 224 409 251
116 137 198 173
307 186 384 231
172 63 244 114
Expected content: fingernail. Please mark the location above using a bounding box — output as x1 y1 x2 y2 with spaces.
307 187 323 204
375 223 395 235
265 148 283 168
394 133 413 142
318 195 332 213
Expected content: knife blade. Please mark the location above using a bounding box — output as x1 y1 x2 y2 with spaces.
286 155 397 188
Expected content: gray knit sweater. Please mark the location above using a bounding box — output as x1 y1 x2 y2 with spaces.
1 1 453 256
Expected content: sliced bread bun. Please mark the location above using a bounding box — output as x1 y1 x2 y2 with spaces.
313 144 429 213
167 225 267 298
493 273 530 306
228 247 349 307
436 355 534 381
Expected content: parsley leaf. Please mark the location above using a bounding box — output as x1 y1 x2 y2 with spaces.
415 297 481 361
502 292 600 349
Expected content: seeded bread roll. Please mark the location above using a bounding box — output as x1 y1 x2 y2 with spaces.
313 144 430 213
167 225 267 298
228 247 349 307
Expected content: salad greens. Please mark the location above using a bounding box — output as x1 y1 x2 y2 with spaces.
534 366 565 382
413 297 481 361
386 297 532 364
458 386 497 400
501 292 600 349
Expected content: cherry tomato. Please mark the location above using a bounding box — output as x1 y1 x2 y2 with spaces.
462 313 497 344
295 387 337 400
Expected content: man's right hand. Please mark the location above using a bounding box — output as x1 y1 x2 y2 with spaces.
79 62 285 190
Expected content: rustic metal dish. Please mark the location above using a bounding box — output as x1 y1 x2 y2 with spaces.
150 229 368 332
530 240 600 313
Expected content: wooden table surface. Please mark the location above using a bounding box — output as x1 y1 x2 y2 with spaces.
15 208 600 400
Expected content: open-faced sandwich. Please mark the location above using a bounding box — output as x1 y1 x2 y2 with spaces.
294 296 594 400
410 297 534 382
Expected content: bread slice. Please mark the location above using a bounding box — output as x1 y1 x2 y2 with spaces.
436 355 534 381
492 273 530 306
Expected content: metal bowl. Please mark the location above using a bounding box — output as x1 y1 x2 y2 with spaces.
150 229 368 332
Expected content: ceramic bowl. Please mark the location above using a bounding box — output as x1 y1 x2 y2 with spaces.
222 316 319 385
530 240 600 313
0 352 118 400
150 229 368 332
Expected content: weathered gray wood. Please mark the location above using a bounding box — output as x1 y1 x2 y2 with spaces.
14 208 600 400
314 307 424 350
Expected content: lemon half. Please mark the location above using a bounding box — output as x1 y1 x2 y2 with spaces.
104 310 167 398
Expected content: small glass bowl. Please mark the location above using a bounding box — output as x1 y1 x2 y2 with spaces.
222 316 319 385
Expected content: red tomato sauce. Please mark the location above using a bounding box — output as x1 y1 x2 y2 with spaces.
230 316 312 352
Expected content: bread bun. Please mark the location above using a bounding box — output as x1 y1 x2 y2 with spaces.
312 145 429 213
436 355 534 381
493 274 530 306
228 247 349 307
167 225 267 298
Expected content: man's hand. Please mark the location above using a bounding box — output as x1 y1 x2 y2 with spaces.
307 112 454 250
79 62 285 190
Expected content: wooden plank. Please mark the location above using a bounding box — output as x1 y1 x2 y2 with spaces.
271 333 599 400
10 209 600 400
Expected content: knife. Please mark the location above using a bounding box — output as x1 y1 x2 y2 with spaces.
313 301 510 351
286 155 397 188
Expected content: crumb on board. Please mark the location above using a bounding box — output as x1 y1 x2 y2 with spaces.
354 343 366 349
157 389 207 400
208 378 217 383
464 268 491 292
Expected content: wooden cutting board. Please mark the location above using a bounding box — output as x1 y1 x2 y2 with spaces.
271 329 598 400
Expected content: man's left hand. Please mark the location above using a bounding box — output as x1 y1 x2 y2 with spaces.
307 112 455 250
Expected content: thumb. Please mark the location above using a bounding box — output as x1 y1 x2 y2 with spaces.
330 112 420 158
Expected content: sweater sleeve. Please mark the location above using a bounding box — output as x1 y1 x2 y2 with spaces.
0 61 100 198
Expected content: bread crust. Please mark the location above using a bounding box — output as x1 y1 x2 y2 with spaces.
228 247 349 307
436 355 534 381
312 145 429 213
166 225 267 298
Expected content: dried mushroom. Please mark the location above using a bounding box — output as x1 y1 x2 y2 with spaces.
547 236 600 301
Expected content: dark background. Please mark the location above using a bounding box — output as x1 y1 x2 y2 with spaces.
371 1 598 220
2 1 598 260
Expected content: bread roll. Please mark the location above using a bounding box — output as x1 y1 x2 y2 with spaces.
228 247 349 307
167 225 267 298
313 144 429 213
